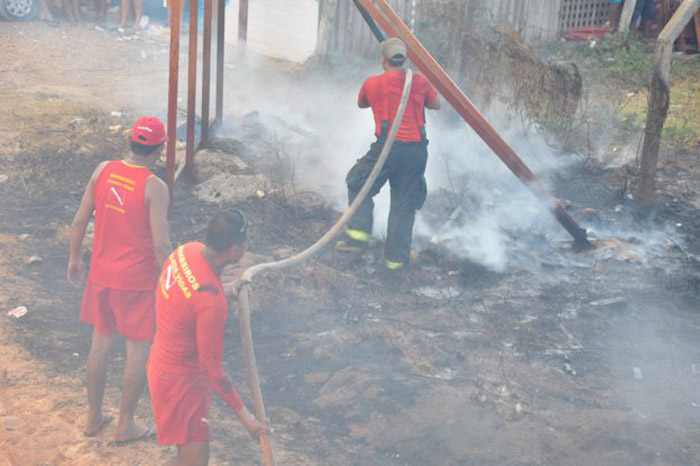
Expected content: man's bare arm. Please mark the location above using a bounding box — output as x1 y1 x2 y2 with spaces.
146 177 172 266
67 162 107 287
196 303 268 440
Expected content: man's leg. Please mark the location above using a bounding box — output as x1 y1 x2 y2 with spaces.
338 142 390 252
113 339 151 441
163 442 210 466
120 0 130 28
39 0 55 21
85 329 115 435
384 146 427 268
133 0 143 29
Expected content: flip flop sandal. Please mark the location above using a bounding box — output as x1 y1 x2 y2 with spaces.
111 426 157 446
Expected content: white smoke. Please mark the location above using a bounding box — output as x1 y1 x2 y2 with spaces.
418 109 578 271
216 54 578 272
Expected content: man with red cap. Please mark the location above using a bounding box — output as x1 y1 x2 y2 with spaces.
68 116 172 443
336 37 441 273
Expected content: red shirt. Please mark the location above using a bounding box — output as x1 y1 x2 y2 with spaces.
150 242 244 413
358 71 438 142
89 160 159 290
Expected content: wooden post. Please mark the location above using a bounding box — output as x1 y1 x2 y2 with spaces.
166 0 183 215
215 0 226 129
238 0 249 57
185 0 199 175
201 0 213 147
315 0 339 57
637 0 700 205
618 0 638 34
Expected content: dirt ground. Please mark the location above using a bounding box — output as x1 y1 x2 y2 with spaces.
1 21 700 466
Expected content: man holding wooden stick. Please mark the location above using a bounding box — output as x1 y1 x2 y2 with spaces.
148 210 267 465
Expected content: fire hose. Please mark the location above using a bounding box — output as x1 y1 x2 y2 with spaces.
235 69 414 466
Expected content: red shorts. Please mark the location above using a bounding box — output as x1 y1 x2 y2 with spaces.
80 279 156 342
147 364 212 445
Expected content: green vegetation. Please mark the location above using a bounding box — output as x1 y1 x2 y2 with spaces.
546 36 700 150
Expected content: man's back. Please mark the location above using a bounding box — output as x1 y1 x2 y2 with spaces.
90 160 159 290
151 242 227 374
358 71 438 142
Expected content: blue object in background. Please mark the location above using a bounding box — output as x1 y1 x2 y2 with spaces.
182 0 229 29
110 0 229 28
143 0 168 23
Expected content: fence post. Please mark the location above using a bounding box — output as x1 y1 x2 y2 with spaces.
637 0 700 205
618 0 638 33
201 0 213 147
215 0 226 130
185 0 199 175
166 0 182 215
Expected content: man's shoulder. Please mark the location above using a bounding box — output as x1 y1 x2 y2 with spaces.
362 73 385 87
146 173 168 200
411 72 432 86
92 160 113 178
146 173 167 189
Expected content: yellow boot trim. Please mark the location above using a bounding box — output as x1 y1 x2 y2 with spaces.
335 241 367 253
345 229 371 243
385 259 405 270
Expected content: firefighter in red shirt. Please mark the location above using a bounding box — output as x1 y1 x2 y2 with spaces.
68 116 172 443
148 210 266 465
336 38 441 272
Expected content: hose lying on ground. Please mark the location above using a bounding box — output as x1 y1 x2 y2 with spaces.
235 69 414 466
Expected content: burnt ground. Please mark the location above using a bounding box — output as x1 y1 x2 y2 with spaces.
1 22 700 466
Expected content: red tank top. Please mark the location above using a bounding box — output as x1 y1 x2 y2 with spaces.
89 160 159 290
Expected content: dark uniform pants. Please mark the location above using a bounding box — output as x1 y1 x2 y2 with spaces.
346 138 428 265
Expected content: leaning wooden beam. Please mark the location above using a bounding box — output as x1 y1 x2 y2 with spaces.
637 0 700 205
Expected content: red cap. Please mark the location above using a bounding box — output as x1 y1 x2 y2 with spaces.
131 117 166 146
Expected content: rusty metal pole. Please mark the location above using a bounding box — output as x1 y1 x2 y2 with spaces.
215 0 226 130
166 0 183 214
355 0 592 250
185 0 199 176
238 0 248 57
200 0 213 147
